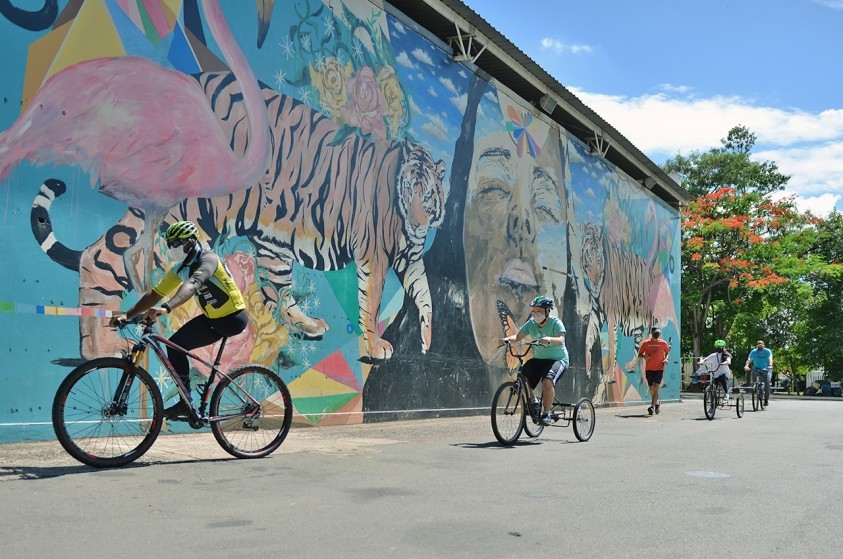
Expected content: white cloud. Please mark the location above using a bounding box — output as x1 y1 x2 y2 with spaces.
411 48 434 66
772 191 841 216
427 86 438 98
451 93 467 112
395 51 415 69
409 97 422 116
438 76 459 95
813 0 843 8
540 37 592 55
568 87 843 212
421 113 449 141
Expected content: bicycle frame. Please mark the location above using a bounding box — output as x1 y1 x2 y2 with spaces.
501 342 576 425
115 320 262 424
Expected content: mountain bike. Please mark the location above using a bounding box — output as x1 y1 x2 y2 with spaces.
491 340 595 445
749 367 770 411
52 316 293 468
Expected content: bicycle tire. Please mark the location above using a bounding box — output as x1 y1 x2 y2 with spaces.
523 396 544 438
572 398 595 442
703 385 716 420
751 383 761 411
52 357 163 468
210 365 292 459
491 381 525 445
736 394 745 418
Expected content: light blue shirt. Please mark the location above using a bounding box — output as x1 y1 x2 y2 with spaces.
748 347 772 369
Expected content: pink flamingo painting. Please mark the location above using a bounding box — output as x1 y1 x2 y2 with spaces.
0 0 271 288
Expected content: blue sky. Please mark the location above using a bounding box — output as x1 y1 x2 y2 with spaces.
461 0 843 214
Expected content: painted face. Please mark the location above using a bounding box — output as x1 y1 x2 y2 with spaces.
465 127 567 364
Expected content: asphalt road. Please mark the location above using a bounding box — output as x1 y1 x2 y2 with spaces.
1 397 842 559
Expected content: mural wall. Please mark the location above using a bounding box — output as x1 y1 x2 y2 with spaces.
0 0 681 441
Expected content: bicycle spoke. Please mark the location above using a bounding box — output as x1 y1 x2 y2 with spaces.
53 358 162 468
210 366 292 459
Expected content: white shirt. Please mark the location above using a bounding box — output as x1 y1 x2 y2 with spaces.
699 351 731 378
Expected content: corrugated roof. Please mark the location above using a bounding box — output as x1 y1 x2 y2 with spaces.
386 0 691 208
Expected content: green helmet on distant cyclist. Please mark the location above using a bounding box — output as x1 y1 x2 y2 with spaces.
530 296 554 309
714 339 726 348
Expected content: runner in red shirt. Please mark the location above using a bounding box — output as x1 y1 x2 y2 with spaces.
637 326 670 415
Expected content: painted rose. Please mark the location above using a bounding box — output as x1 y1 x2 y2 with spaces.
344 66 387 139
310 57 351 116
225 250 256 290
378 66 405 137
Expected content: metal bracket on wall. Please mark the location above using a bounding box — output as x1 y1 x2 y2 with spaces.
588 130 610 158
448 22 487 63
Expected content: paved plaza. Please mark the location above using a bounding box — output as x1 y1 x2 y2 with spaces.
1 397 841 558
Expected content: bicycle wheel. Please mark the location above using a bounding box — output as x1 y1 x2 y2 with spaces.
491 381 525 445
523 396 544 438
210 365 292 459
703 385 717 420
736 394 745 418
751 383 761 411
52 357 163 468
572 398 596 442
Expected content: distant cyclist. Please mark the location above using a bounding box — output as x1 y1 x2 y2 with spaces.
109 221 248 418
501 296 569 425
744 340 773 406
699 339 732 402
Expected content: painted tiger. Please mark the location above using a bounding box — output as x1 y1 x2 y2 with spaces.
579 221 677 401
31 72 447 362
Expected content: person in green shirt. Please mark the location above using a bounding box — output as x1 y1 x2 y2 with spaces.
502 296 569 425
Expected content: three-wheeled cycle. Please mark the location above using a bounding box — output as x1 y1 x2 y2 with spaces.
697 361 745 420
491 340 595 445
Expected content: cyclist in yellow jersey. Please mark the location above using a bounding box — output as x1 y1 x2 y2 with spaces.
109 221 247 418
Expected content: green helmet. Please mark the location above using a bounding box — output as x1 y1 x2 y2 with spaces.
164 221 199 243
714 339 726 348
530 296 554 309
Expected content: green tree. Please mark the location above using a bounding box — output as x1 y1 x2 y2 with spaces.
799 211 843 380
662 125 790 197
680 187 814 361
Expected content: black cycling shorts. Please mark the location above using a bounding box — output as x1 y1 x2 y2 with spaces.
522 358 567 389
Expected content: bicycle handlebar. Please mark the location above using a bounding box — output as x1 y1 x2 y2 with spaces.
497 339 547 359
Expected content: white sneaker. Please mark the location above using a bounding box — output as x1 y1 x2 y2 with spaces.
723 394 730 403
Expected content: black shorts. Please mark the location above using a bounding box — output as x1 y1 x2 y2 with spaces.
645 370 664 387
522 359 567 389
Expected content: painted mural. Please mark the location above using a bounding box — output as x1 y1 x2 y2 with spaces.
0 0 681 442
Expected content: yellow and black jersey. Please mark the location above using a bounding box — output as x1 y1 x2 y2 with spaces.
153 247 245 319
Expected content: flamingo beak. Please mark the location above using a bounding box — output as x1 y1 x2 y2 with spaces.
256 0 275 49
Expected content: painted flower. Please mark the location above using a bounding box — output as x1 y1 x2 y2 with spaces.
378 66 405 137
310 57 351 116
344 66 387 139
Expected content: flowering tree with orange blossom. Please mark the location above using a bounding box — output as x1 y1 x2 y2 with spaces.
681 187 818 362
